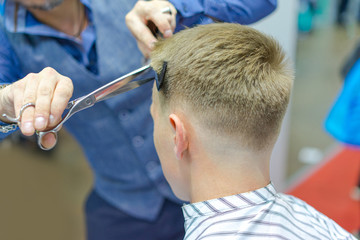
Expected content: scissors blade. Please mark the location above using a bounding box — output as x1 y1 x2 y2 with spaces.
90 65 152 103
46 65 153 133
97 77 154 102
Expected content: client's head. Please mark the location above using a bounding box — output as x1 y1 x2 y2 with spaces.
150 23 293 201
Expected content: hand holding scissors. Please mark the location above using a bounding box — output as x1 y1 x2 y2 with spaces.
0 67 74 149
2 65 155 150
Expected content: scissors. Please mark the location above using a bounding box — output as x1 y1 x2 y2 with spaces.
3 64 156 150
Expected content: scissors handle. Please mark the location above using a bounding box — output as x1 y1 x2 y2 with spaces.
1 103 36 124
36 130 58 151
36 113 66 150
36 65 152 150
36 94 96 150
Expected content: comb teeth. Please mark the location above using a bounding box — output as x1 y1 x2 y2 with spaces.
156 61 168 91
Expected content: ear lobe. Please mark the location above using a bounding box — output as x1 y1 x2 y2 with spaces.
169 114 188 160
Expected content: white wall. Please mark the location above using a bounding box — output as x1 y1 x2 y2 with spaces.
251 0 299 191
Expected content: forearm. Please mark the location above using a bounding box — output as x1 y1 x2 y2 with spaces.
0 30 23 139
0 77 21 140
170 0 277 25
0 84 17 140
0 31 22 84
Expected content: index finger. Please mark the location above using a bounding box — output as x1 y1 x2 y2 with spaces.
151 6 177 37
127 13 158 51
49 75 73 128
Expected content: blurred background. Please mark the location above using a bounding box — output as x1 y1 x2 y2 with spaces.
0 0 359 239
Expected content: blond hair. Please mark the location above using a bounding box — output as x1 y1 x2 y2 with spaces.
151 23 293 151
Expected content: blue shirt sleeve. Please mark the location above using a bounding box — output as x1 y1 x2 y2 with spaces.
170 0 277 25
0 28 21 140
0 29 22 84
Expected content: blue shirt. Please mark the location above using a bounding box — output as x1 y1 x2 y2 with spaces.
0 0 277 220
0 0 96 78
0 0 277 83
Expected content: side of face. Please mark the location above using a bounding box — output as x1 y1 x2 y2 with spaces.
150 84 190 201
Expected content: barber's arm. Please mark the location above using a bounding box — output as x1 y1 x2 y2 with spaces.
171 0 277 25
0 29 22 140
0 30 73 149
126 0 277 58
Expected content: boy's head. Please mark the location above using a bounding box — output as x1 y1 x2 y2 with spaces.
150 23 293 201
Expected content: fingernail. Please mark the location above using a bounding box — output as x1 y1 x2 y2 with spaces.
22 122 34 133
149 40 156 49
35 117 46 129
164 30 172 38
49 114 55 125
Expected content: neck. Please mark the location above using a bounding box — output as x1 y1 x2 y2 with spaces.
27 0 87 38
188 146 271 203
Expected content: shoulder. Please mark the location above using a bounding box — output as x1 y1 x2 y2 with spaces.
276 193 355 240
183 194 356 240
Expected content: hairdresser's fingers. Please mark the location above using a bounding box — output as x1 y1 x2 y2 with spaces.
126 9 157 56
1 67 74 138
31 67 59 132
9 79 26 121
48 75 73 128
18 73 39 135
137 41 152 59
0 77 36 134
126 1 177 56
148 5 177 37
31 67 73 131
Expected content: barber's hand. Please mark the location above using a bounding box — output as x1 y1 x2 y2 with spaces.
126 0 177 58
0 67 73 149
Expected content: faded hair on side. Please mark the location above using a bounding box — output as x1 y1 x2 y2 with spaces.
150 23 293 151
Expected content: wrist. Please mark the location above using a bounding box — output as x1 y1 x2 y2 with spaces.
0 84 18 133
0 84 14 123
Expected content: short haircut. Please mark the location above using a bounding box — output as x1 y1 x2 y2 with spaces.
150 23 293 151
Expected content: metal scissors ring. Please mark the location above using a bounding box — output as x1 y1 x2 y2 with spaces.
2 102 35 124
35 64 156 151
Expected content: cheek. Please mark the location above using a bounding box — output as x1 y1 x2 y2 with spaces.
152 114 168 162
153 126 169 160
152 121 161 156
152 121 174 178
150 104 153 118
154 136 189 201
153 128 160 155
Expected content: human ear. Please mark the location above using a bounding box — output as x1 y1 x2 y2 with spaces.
169 114 188 160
